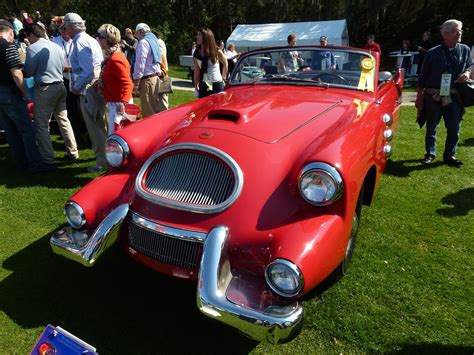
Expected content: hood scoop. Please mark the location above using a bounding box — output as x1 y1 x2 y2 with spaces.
207 109 241 123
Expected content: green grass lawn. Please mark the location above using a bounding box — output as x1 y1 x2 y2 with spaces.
168 64 192 80
0 101 472 353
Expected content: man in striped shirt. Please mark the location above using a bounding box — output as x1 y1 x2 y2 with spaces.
0 19 51 173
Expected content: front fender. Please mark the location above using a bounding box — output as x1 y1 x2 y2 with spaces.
69 173 133 229
270 214 347 294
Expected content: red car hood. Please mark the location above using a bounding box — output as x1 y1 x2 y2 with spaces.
188 85 370 143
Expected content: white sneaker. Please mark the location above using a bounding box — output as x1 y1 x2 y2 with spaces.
87 165 106 173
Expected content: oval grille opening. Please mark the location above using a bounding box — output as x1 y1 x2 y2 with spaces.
144 152 234 206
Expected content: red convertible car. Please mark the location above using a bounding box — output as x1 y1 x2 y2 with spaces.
51 46 402 344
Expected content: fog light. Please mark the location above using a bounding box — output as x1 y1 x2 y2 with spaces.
64 202 85 229
265 259 303 297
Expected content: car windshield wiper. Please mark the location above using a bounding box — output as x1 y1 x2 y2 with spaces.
255 75 330 88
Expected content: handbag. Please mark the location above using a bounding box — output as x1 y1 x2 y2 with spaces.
159 77 173 94
456 81 474 107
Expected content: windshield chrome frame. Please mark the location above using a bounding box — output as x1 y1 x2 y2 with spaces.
229 46 377 92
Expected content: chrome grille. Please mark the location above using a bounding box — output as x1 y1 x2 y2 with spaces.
128 221 202 269
136 144 244 214
146 152 233 205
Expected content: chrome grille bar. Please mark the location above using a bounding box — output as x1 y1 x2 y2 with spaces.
128 216 202 269
146 152 232 206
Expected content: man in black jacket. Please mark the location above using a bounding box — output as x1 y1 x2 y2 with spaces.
416 19 472 166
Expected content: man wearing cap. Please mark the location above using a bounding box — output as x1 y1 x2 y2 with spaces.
133 23 165 117
312 36 336 71
0 19 49 173
63 12 107 172
52 17 87 145
23 23 79 165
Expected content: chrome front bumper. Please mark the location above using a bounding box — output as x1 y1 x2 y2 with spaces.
51 207 303 343
197 226 304 344
50 204 129 267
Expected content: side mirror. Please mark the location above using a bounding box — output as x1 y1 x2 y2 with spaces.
378 71 393 82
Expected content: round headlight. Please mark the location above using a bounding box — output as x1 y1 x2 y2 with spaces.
105 136 129 167
298 162 343 206
64 201 85 229
265 259 303 297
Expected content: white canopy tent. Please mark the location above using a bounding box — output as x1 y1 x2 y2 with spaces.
226 20 349 52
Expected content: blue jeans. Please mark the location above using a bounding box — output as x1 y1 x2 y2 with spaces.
423 93 463 160
0 86 43 171
198 80 225 98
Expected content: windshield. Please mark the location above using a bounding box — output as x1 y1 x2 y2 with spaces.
229 47 377 92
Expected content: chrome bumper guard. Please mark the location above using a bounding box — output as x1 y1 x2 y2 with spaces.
197 226 304 344
50 204 129 267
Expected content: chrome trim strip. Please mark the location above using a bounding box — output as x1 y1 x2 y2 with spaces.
135 143 244 214
64 201 86 229
197 226 304 344
106 135 130 167
131 212 207 242
51 204 129 267
298 162 344 206
264 258 304 297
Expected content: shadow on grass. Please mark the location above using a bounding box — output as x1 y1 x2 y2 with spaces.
459 137 474 147
387 343 474 354
0 146 97 189
384 159 444 177
436 187 474 217
0 234 257 354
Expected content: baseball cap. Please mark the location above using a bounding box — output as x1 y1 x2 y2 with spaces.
0 19 14 30
320 36 328 41
63 12 85 26
135 23 150 32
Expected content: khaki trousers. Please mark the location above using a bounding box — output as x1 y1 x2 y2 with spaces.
79 94 107 167
139 76 168 117
160 92 169 110
34 83 78 164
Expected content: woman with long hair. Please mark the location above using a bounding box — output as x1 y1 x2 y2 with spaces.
193 28 228 98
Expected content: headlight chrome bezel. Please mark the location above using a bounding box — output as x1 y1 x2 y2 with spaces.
105 135 130 167
298 162 344 206
265 259 304 297
64 201 86 229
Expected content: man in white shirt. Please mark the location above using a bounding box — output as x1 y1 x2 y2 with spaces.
133 23 164 117
64 12 107 172
52 18 86 146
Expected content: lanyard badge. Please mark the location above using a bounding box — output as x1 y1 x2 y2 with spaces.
440 73 452 96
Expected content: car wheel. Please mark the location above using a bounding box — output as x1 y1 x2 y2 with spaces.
339 187 363 275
